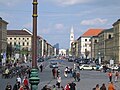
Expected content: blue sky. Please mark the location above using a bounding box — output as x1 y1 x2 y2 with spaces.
0 0 120 49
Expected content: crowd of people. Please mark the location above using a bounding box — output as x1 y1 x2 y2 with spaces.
92 70 120 90
3 61 120 90
41 65 80 90
5 76 29 90
93 82 116 90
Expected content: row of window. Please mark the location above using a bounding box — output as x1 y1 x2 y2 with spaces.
9 42 29 46
8 37 30 40
84 39 91 41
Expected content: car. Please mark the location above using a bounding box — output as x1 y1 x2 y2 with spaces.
68 56 74 62
109 65 119 71
37 57 44 62
79 64 95 70
49 62 58 68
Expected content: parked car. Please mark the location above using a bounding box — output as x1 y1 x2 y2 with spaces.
49 62 58 68
79 64 95 70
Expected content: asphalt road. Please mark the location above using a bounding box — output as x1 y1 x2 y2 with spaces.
0 59 120 90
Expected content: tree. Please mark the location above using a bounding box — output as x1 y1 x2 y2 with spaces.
85 49 90 59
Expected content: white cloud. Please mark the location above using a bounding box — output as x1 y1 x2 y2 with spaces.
50 0 93 6
80 18 108 25
54 24 64 30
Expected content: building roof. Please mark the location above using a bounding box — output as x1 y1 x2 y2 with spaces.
0 17 8 24
7 29 32 35
82 29 103 37
113 19 120 26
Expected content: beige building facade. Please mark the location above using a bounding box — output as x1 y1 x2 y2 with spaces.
0 17 8 55
113 19 120 63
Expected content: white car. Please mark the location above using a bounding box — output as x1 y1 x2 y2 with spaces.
79 64 95 70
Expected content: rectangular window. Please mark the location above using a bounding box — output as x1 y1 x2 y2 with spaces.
14 42 16 46
85 39 87 41
27 42 29 46
23 42 24 46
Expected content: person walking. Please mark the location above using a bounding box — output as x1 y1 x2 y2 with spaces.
57 69 60 77
100 83 106 90
93 84 100 90
52 68 56 79
108 71 112 82
72 71 77 81
76 71 80 82
64 83 70 90
13 80 20 90
5 82 12 90
53 85 57 90
69 82 76 90
108 82 116 90
23 76 29 89
114 71 119 82
56 75 61 88
64 67 68 77
40 63 43 72
17 75 22 84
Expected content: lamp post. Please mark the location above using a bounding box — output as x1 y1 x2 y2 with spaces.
29 0 40 90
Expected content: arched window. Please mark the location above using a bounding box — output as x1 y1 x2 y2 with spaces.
108 34 111 39
94 40 97 43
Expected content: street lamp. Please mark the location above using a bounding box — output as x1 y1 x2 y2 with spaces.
29 0 40 90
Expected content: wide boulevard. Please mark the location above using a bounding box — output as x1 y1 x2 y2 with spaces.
0 58 120 90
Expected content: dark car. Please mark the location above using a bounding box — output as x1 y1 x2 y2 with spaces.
37 58 44 62
68 56 74 62
49 62 58 68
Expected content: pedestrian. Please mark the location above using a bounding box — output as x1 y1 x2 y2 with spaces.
40 63 43 72
108 71 112 82
57 69 60 77
108 82 116 90
13 80 20 90
61 86 64 90
100 83 106 90
41 85 48 90
56 75 61 88
64 67 68 77
114 71 119 82
69 82 76 90
76 71 80 82
19 84 24 90
72 71 77 81
93 84 100 90
53 85 57 90
5 82 12 90
23 76 29 89
69 68 73 77
17 75 22 84
52 68 56 79
64 83 70 90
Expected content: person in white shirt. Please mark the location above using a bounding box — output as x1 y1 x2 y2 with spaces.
56 75 61 88
17 76 22 84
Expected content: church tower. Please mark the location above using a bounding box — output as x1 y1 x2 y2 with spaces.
70 26 74 49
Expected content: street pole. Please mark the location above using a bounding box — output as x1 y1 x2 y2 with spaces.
29 0 40 90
